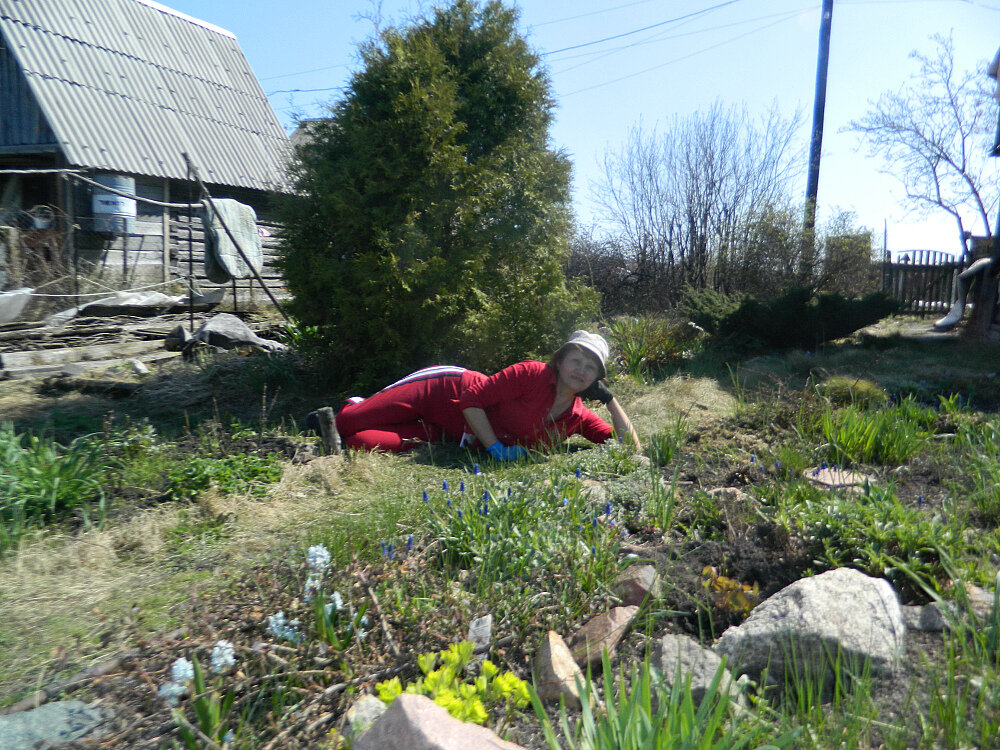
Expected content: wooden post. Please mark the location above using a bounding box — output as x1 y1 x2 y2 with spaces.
162 180 171 282
315 407 341 454
967 237 999 339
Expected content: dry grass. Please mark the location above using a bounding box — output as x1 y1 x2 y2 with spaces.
627 375 736 435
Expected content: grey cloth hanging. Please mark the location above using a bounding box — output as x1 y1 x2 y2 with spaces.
202 199 263 283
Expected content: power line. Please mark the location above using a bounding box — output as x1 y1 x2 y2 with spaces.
561 13 796 97
533 0 688 28
267 86 347 96
542 0 743 57
552 8 803 73
260 63 348 81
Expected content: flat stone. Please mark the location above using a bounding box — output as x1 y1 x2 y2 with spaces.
653 634 742 706
467 614 493 653
566 606 639 667
342 694 388 742
354 693 524 750
960 582 997 620
611 565 662 606
533 631 589 708
803 467 873 489
902 603 950 632
0 700 111 749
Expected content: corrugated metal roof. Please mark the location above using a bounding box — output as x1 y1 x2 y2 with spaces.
0 0 290 191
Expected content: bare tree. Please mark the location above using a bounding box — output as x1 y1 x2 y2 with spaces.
593 100 804 304
848 34 999 251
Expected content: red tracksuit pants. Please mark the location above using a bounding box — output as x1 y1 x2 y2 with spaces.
334 366 477 452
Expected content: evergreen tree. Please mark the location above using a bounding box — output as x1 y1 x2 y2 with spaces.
278 0 596 391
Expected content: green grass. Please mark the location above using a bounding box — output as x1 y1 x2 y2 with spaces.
4 314 1000 747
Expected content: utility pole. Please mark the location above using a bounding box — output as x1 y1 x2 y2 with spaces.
800 0 834 283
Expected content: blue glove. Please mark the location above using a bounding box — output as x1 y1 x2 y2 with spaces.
487 441 527 461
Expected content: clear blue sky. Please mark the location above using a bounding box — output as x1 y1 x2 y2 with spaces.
162 0 1000 256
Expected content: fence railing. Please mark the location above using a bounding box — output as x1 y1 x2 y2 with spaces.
882 249 962 316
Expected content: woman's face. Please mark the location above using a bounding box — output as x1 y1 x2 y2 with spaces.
557 348 601 394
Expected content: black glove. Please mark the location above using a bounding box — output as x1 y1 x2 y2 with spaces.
579 379 614 404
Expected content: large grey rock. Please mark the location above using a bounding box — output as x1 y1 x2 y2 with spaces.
0 700 111 749
713 568 905 685
653 634 742 706
534 631 589 708
188 313 286 353
566 606 639 667
354 693 524 750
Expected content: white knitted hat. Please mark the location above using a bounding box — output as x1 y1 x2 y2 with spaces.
556 330 609 378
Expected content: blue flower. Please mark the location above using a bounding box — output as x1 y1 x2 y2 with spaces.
575 467 582 479
387 543 395 559
447 499 452 509
775 460 781 469
407 534 414 551
460 481 465 493
562 497 569 506
750 455 756 463
473 464 481 475
422 490 430 502
380 541 388 556
458 510 463 519
592 518 598 528
484 490 491 501
443 480 449 491
577 524 583 532
821 460 827 470
604 501 611 515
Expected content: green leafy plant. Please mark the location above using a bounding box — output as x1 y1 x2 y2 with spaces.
950 418 1000 524
531 651 799 750
312 590 369 651
606 316 699 381
701 566 760 616
0 423 106 548
649 414 689 468
166 453 283 502
817 397 931 466
376 641 529 730
173 656 236 750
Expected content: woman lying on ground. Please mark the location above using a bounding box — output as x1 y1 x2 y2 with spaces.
316 330 641 459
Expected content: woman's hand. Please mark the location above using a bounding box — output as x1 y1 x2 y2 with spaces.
486 442 527 461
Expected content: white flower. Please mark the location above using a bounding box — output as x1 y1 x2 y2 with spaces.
306 544 331 574
170 657 194 684
210 640 236 673
303 575 322 603
330 591 344 612
267 611 302 644
158 679 187 706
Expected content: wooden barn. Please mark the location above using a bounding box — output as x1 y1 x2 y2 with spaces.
0 0 290 318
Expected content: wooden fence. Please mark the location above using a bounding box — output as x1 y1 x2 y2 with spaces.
882 250 962 316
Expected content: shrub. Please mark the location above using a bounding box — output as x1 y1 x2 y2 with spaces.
713 287 899 350
277 0 596 391
816 376 888 408
678 285 745 335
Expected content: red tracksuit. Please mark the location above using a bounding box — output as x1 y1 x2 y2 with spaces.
335 361 613 453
